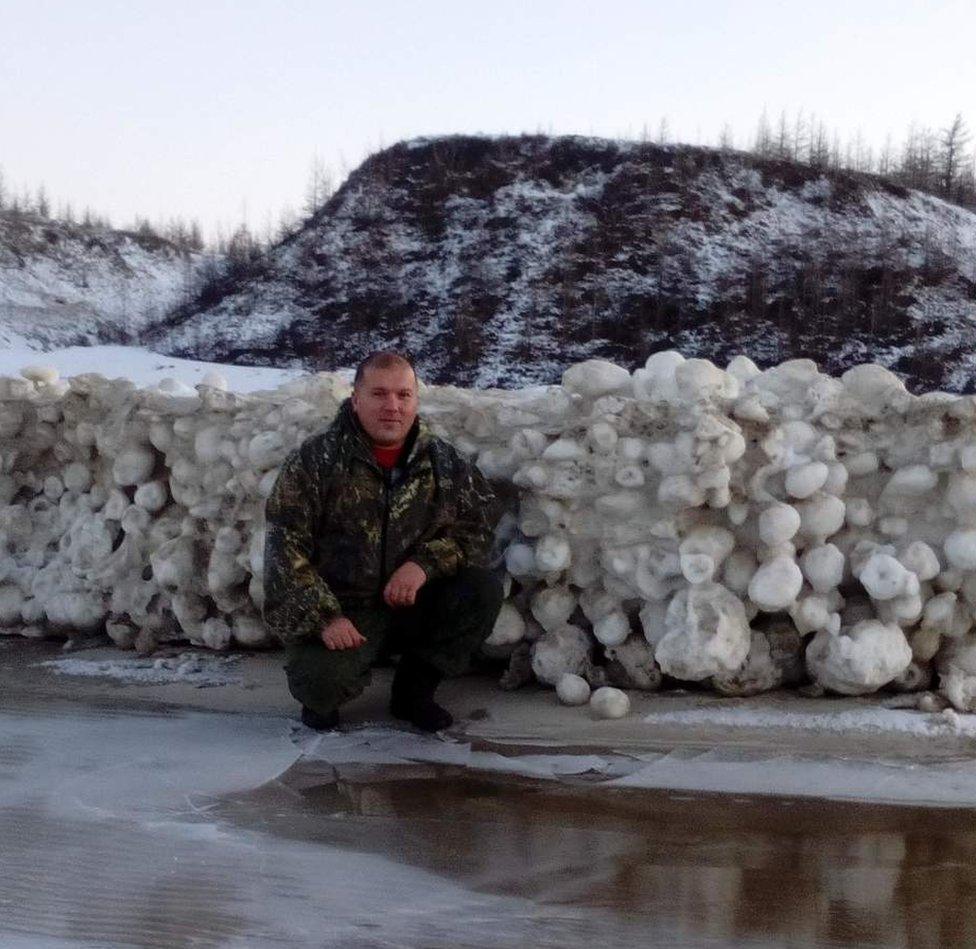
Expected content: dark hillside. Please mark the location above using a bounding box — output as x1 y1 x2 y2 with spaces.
149 135 976 392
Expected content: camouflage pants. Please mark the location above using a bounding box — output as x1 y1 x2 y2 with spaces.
284 567 504 716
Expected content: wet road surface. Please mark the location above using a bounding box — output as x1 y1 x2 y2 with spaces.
3 700 976 947
215 757 976 948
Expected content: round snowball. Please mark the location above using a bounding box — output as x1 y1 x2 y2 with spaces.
801 544 845 594
535 534 571 572
885 465 938 496
589 686 631 719
858 553 916 601
20 364 60 384
759 504 801 545
797 495 846 540
561 359 632 397
593 610 630 646
748 556 803 611
785 462 829 499
556 673 591 706
945 530 976 571
134 480 168 512
62 462 92 493
113 446 156 486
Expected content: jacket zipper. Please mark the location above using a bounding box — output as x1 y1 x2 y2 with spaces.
379 467 392 593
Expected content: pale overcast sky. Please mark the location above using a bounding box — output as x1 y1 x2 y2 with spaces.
3 0 973 239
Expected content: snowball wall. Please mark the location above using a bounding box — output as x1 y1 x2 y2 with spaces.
4 351 976 711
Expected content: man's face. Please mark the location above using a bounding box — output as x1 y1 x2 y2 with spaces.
351 364 419 447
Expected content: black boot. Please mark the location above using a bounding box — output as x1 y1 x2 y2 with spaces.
301 705 340 731
390 656 453 732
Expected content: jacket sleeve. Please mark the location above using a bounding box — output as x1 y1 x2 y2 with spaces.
409 452 498 580
263 444 342 644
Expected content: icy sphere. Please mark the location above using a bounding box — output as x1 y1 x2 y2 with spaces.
801 544 845 593
748 557 803 611
535 534 571 573
655 583 751 681
840 364 908 412
858 553 918 601
805 621 912 695
758 504 801 545
556 673 591 706
134 481 168 513
560 359 631 398
589 686 630 719
201 369 228 390
20 364 60 384
248 431 288 469
675 359 739 402
530 585 576 632
633 350 684 401
785 462 829 499
233 614 268 647
945 530 976 571
797 495 846 541
113 446 156 486
194 426 225 463
63 462 92 493
593 610 630 647
530 624 592 686
504 543 536 577
45 591 106 630
884 465 938 496
727 355 761 383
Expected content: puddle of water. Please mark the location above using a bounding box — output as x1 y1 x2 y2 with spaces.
213 759 976 948
0 803 250 949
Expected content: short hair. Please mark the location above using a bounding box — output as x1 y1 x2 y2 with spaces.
353 351 418 388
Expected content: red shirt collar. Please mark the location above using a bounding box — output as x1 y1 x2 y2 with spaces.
372 443 405 470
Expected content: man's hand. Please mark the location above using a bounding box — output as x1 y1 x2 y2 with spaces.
383 561 427 608
321 616 367 650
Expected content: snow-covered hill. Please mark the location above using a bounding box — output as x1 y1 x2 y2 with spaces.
0 211 205 351
148 135 976 391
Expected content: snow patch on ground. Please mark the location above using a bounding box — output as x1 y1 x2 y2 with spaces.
642 705 976 737
0 342 307 392
40 652 242 687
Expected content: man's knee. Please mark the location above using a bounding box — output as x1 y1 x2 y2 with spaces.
284 638 373 712
428 566 504 620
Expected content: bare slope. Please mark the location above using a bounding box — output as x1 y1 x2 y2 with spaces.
0 212 204 351
151 135 976 390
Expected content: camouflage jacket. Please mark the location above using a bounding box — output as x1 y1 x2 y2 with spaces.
263 399 497 644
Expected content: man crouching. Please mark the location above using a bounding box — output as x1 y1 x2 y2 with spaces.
263 351 503 732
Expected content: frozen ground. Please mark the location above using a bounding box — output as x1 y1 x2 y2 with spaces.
5 639 976 946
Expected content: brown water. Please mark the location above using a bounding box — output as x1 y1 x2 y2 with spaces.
214 759 976 948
